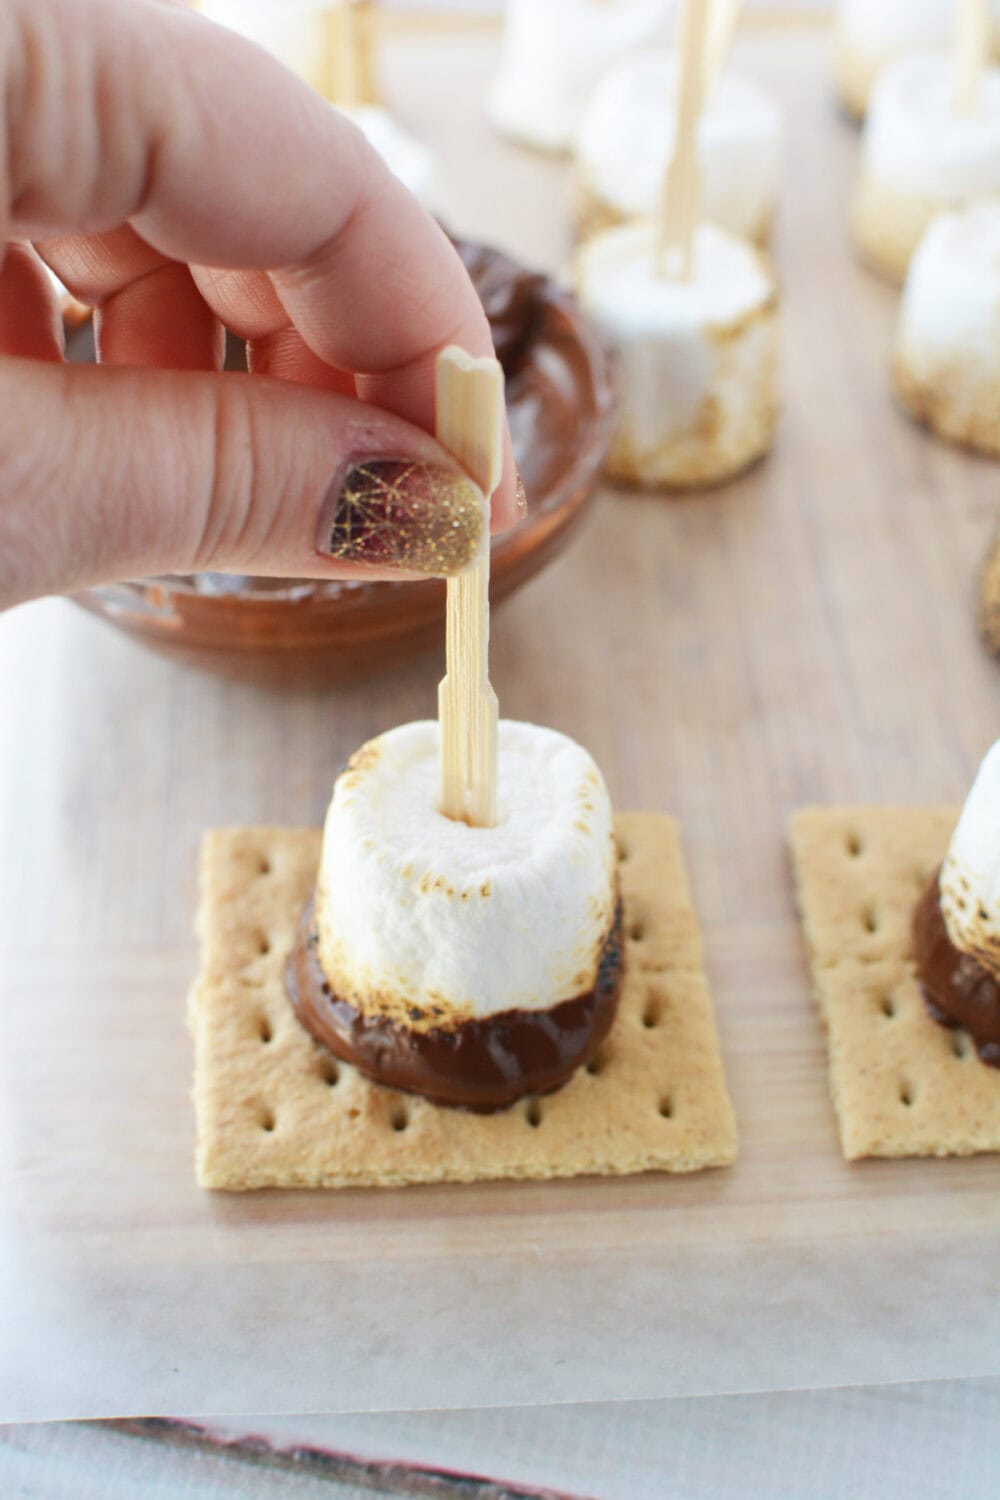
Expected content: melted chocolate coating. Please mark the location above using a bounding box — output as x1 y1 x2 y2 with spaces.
913 869 1000 1066
285 895 624 1112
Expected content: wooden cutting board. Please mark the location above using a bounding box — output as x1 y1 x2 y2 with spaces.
1 18 999 1422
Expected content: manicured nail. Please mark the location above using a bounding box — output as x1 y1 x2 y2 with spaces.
316 458 486 575
515 472 528 516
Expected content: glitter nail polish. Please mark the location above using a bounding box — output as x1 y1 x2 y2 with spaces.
317 459 486 576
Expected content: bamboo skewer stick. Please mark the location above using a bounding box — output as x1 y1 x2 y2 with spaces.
703 0 743 98
322 1 380 108
656 0 711 279
953 0 988 115
436 348 505 829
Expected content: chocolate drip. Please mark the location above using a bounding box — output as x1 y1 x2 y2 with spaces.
285 896 624 1112
913 869 1000 1066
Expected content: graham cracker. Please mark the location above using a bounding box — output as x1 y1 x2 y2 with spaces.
790 806 1000 1161
189 813 737 1190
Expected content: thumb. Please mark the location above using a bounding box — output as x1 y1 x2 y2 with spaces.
0 357 490 610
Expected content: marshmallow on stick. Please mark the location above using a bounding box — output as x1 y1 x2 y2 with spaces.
834 0 1000 122
852 7 1000 284
894 200 1000 456
316 720 618 1035
294 353 623 1111
197 0 440 209
486 0 670 154
573 49 782 246
575 0 779 490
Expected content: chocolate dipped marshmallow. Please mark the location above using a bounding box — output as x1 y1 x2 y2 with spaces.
914 740 1000 1065
286 720 623 1111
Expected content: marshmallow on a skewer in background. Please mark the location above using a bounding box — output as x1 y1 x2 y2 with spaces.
195 0 440 210
574 51 782 245
833 0 1000 121
575 221 778 488
894 200 1000 456
486 0 670 154
939 740 1000 982
316 719 618 1030
852 53 1000 284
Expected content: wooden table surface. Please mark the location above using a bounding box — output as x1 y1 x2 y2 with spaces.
2 18 1000 1428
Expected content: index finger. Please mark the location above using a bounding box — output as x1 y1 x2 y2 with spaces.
5 0 517 518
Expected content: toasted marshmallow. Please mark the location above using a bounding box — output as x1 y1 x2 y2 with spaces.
486 0 669 154
316 720 617 1031
940 740 1000 981
574 52 782 245
574 220 779 489
852 54 1000 283
337 104 439 210
834 0 1000 121
894 201 1000 455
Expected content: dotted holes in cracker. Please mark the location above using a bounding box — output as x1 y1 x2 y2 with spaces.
525 1098 543 1128
658 1094 675 1120
642 986 665 1029
953 1032 971 1062
320 1058 340 1087
257 854 272 877
898 1080 916 1109
258 1015 273 1044
585 1047 607 1077
259 1106 276 1133
846 832 864 859
879 993 898 1020
256 932 273 957
861 905 879 936
615 833 630 865
390 1103 409 1133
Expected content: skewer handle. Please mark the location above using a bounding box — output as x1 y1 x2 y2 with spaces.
953 0 988 115
436 348 505 828
656 0 711 279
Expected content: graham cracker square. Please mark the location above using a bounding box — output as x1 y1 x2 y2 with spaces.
189 813 737 1189
790 806 1000 1161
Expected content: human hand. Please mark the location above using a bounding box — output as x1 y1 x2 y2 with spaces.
0 0 519 610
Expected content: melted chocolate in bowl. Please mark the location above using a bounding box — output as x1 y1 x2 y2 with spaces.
285 894 625 1112
72 238 617 682
913 869 1000 1066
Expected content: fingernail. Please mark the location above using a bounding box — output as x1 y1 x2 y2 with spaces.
515 472 528 517
316 458 486 576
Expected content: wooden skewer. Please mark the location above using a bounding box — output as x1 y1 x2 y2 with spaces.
322 1 380 109
656 0 711 280
436 348 505 829
703 0 743 99
953 0 988 115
